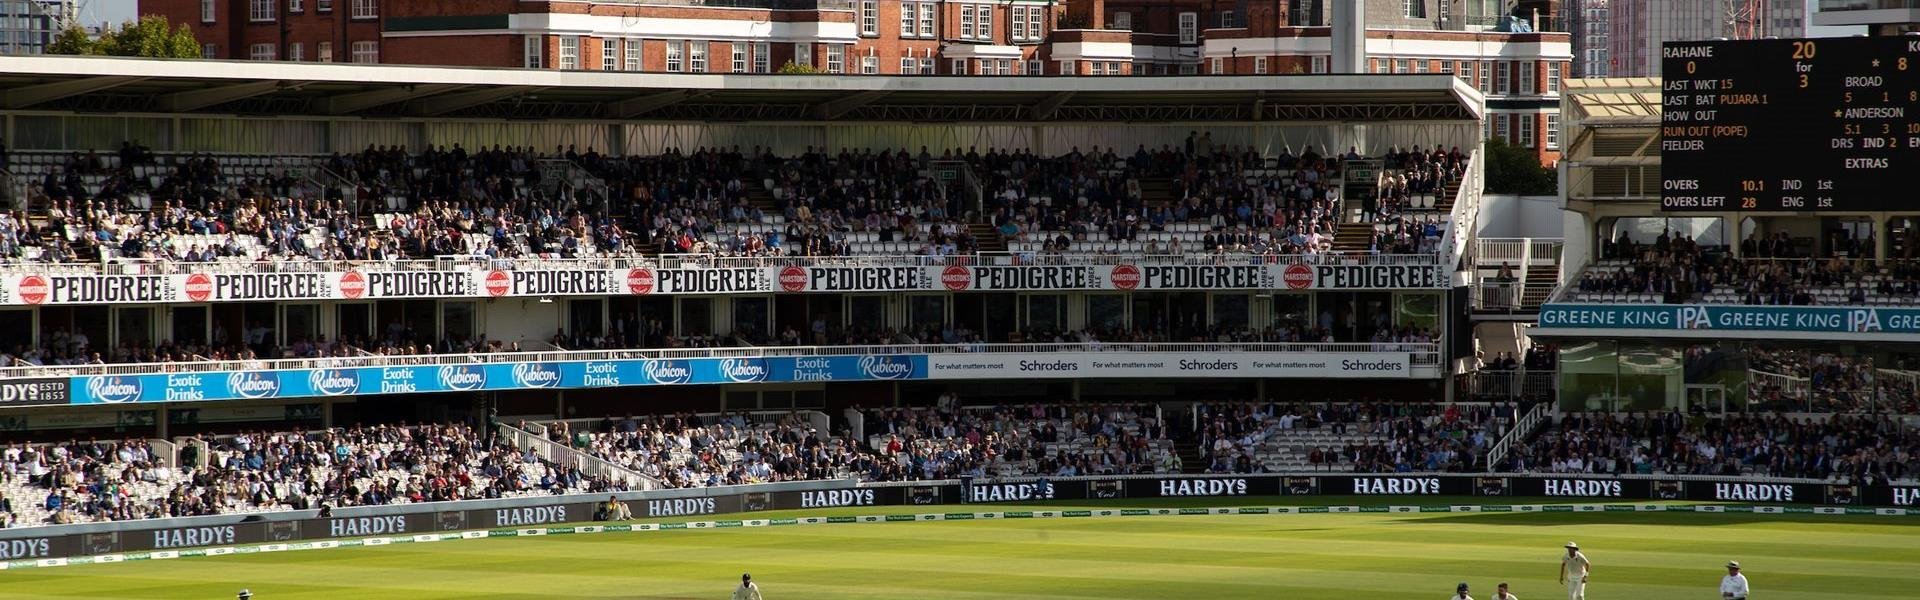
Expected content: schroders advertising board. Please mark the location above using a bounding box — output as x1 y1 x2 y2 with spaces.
0 263 1446 305
925 352 1416 380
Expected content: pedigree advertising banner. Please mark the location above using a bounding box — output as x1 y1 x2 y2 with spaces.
0 263 1446 306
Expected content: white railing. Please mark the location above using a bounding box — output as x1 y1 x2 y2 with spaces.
1439 149 1482 273
1485 401 1549 471
0 341 1443 379
497 421 660 491
1475 238 1527 265
0 251 1445 276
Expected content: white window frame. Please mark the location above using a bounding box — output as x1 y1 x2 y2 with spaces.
1494 114 1510 144
1028 59 1042 76
287 42 302 61
1113 11 1131 31
202 0 216 22
919 3 935 37
351 41 377 64
351 0 375 19
862 55 878 75
954 59 969 75
753 42 769 73
901 56 917 74
1393 59 1407 73
1547 61 1562 93
1518 61 1535 94
288 0 303 12
1254 56 1267 74
665 41 683 72
825 43 843 73
250 43 274 61
600 38 617 70
1440 60 1453 74
1546 113 1561 149
524 36 542 69
1495 61 1510 94
1477 61 1491 92
1220 10 1235 28
250 0 275 22
1011 6 1026 42
1028 7 1042 40
1415 59 1429 73
794 43 811 68
1403 0 1425 18
921 55 935 74
626 39 642 71
961 5 974 39
978 4 992 40
901 2 917 37
202 43 217 59
318 41 332 62
317 0 331 11
1518 114 1535 148
859 0 878 37
1177 12 1197 44
689 41 707 73
732 43 747 73
558 36 579 70
1210 57 1223 74
1179 63 1197 75
1104 61 1119 76
1311 55 1328 74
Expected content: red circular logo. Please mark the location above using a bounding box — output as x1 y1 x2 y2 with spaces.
1283 263 1315 290
484 270 511 297
626 268 656 295
17 275 49 305
940 265 972 291
778 265 807 293
338 271 367 299
1110 264 1142 291
184 273 214 302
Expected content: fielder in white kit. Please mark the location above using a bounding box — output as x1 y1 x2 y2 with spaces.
1559 542 1590 600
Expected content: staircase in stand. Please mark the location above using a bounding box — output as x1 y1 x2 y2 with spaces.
1137 178 1178 210
1519 265 1560 309
743 174 782 217
1175 438 1207 474
967 222 1006 253
1331 222 1375 253
1432 178 1462 214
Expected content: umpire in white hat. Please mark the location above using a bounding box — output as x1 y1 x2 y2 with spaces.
1720 561 1749 600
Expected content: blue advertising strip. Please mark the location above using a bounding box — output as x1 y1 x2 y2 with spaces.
68 355 927 405
1538 303 1920 334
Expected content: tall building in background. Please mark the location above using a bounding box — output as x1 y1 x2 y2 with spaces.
1811 0 1920 35
1568 0 1610 77
0 0 76 55
1609 0 1805 77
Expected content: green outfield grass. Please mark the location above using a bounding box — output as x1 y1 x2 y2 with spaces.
3 496 1914 600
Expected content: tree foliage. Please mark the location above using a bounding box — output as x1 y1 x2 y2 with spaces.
776 61 819 75
1482 139 1558 195
48 16 201 59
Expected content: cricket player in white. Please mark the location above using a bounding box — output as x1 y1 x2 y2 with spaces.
1451 582 1475 600
1721 561 1749 600
733 573 763 600
1494 582 1519 600
1559 542 1590 600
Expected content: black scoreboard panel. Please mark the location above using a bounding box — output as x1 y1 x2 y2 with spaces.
1660 37 1920 212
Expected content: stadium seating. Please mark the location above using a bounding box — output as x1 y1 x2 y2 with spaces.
1506 412 1920 484
1563 233 1920 306
537 412 863 488
1195 401 1509 473
862 403 1177 478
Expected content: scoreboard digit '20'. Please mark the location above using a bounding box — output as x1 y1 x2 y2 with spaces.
1659 37 1920 212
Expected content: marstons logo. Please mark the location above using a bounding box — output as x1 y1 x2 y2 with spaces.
17 275 49 305
643 359 692 384
1283 263 1314 290
778 266 808 293
484 270 511 297
309 369 360 396
940 265 972 291
438 365 487 390
338 271 367 299
511 362 562 388
626 268 656 295
1110 264 1142 290
719 358 769 383
859 355 915 380
227 371 282 399
86 376 142 403
184 273 214 302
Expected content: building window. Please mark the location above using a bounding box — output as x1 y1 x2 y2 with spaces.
1494 61 1508 94
978 4 991 40
665 41 683 72
961 5 974 39
1518 114 1535 147
524 36 542 69
351 41 377 63
1519 61 1534 94
825 43 843 73
1454 60 1468 79
351 0 375 19
1547 61 1562 93
955 59 970 75
1027 6 1042 40
1440 61 1453 74
287 42 302 61
602 38 618 70
689 41 707 72
201 43 217 58
1011 6 1027 42
1494 114 1509 143
318 0 330 11
1179 63 1196 75
1177 12 1197 44
202 0 216 22
901 2 917 37
627 39 642 71
1415 59 1429 73
250 43 274 60
1393 59 1407 73
794 43 810 68
1403 0 1425 18
1546 113 1560 149
922 55 935 74
1254 56 1267 74
1104 61 1119 75
1210 57 1222 74
1113 11 1131 31
1028 59 1042 75
862 55 878 74
250 0 275 22
1311 55 1327 74
901 56 916 74
318 41 331 62
288 0 303 13
558 36 578 70
753 42 769 73
859 0 877 36
732 43 746 73
1220 10 1235 28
